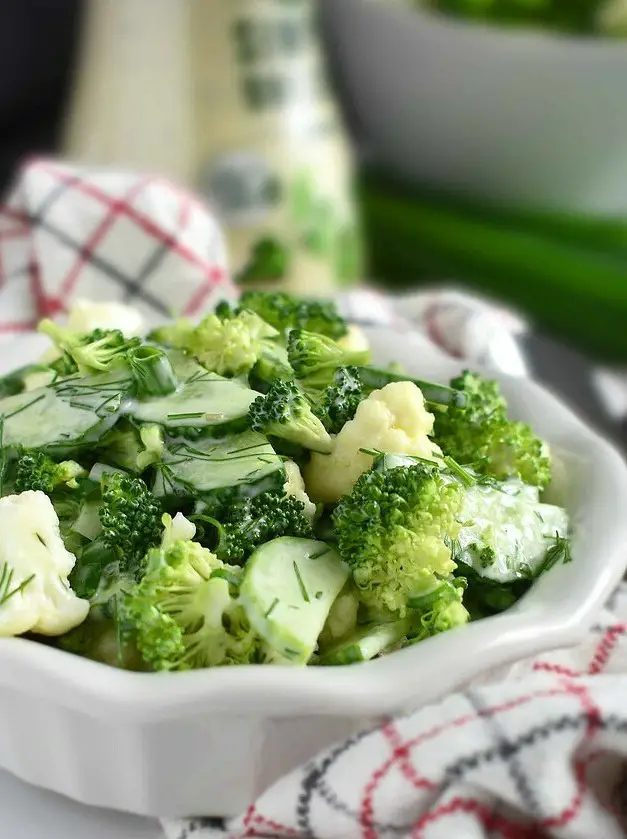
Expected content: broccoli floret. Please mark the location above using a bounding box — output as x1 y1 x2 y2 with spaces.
120 538 259 670
248 379 332 453
434 370 552 488
99 472 162 577
236 237 289 286
14 451 86 494
332 458 463 616
151 310 278 377
212 489 314 564
71 472 162 600
39 320 139 374
315 366 364 434
287 329 370 391
237 291 348 339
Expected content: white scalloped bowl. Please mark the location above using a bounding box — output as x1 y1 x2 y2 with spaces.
0 327 626 818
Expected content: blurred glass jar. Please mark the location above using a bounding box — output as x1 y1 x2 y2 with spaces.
189 0 363 294
64 0 363 295
63 0 194 184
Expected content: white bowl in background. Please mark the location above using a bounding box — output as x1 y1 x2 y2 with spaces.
321 0 627 214
0 327 626 817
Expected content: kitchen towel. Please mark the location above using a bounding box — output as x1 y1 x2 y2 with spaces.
0 157 230 335
2 159 626 839
163 583 627 839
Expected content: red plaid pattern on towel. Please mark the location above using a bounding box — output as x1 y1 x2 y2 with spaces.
0 158 232 335
163 585 627 839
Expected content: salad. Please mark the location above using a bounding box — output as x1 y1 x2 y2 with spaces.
419 0 627 37
0 292 571 670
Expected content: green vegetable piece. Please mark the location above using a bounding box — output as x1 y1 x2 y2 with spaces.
0 364 51 399
13 452 85 494
315 366 365 433
287 328 370 391
99 472 161 576
405 577 470 644
153 430 285 502
120 539 258 671
454 478 570 584
356 365 466 408
249 344 294 393
71 472 162 598
434 370 552 488
320 620 410 666
0 371 131 453
211 489 314 564
238 291 348 339
39 320 140 375
236 237 289 285
127 344 178 398
152 310 278 377
129 368 259 432
248 378 332 453
332 457 463 616
240 537 349 665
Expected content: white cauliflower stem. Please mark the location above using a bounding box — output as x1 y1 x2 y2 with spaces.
0 492 89 637
305 381 441 504
284 460 316 521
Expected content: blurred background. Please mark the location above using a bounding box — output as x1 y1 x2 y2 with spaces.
3 0 627 442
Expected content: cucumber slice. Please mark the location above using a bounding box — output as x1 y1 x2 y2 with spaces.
319 620 409 666
0 371 129 452
457 483 570 583
129 367 258 432
240 537 349 665
72 500 102 541
153 429 284 501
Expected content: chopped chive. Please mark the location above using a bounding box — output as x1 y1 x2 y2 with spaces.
315 591 323 600
443 455 476 488
309 548 330 560
2 392 45 421
167 411 205 420
293 560 310 603
0 566 35 608
537 534 572 577
264 597 279 618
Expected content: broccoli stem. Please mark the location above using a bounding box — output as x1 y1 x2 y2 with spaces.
128 346 178 398
356 366 466 407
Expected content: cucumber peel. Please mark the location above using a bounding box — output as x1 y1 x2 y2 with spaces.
319 620 409 666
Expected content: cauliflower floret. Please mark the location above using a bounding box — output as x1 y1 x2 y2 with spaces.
0 491 89 637
68 299 145 337
284 460 316 521
304 381 441 504
338 325 370 354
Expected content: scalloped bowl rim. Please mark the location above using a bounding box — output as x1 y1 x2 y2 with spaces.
0 326 626 722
